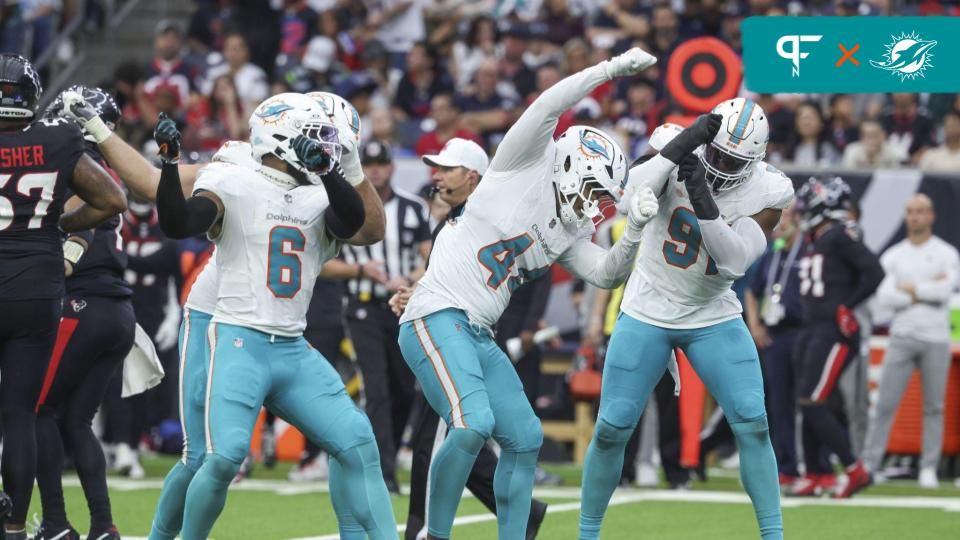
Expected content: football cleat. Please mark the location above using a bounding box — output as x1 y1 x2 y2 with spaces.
787 473 835 497
85 525 120 540
261 427 277 469
31 523 80 540
832 461 872 498
0 491 12 520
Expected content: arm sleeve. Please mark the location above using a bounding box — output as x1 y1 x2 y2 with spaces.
915 247 960 303
321 167 366 240
838 231 886 309
698 216 768 280
488 63 610 174
557 233 640 289
156 163 219 239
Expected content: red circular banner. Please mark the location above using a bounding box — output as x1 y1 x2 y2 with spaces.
666 37 742 114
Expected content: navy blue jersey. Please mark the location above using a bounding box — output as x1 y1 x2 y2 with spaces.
65 148 131 298
0 118 85 300
799 221 884 323
121 210 180 332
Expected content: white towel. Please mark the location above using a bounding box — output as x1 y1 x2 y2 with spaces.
122 323 165 398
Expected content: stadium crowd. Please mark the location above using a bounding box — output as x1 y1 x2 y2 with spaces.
1 0 959 525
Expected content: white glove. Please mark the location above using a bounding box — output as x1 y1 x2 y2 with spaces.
624 186 658 242
602 47 658 80
153 280 181 352
337 125 364 187
61 91 112 144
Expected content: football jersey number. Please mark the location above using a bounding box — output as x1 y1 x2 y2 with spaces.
0 172 58 231
662 207 718 275
798 254 825 297
478 233 535 290
267 226 306 298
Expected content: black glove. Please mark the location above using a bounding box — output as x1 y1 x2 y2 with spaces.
291 135 333 173
684 161 719 220
153 113 181 164
660 113 723 164
677 152 699 184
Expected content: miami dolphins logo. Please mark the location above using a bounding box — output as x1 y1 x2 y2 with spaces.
256 101 294 123
578 130 612 160
870 32 937 82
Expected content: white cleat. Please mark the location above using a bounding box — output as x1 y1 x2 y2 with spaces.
918 467 938 489
288 453 329 482
635 463 658 488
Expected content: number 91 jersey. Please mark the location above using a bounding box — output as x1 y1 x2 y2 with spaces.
193 163 339 337
621 162 794 329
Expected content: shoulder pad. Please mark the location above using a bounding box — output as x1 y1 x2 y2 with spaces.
755 162 795 210
212 140 256 168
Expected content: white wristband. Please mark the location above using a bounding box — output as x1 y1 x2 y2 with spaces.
83 116 113 144
63 239 86 266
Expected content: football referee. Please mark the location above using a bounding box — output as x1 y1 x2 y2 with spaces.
389 138 547 539
322 139 432 493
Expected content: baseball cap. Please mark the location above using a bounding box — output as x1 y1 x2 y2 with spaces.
422 138 489 175
361 139 393 165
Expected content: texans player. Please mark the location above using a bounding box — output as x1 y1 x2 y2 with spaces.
579 98 795 540
791 178 883 498
398 47 661 539
0 55 126 540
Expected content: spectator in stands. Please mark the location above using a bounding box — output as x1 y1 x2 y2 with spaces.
754 93 795 161
360 39 395 102
415 93 481 157
369 107 402 149
186 0 233 54
881 93 935 163
919 110 960 172
368 0 427 69
22 0 58 62
866 194 960 489
541 0 585 46
842 120 904 168
183 74 246 154
393 41 453 120
112 60 155 147
782 102 839 167
204 32 269 115
451 16 496 90
459 57 519 149
649 1 680 58
587 0 650 48
300 34 339 91
615 79 655 158
338 71 387 138
497 22 537 101
827 94 860 154
279 0 316 58
144 20 203 117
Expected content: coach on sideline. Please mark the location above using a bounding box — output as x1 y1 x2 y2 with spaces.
865 194 960 488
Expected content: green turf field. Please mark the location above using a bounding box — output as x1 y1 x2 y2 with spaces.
28 456 960 539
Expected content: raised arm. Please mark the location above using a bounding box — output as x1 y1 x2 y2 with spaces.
489 47 656 174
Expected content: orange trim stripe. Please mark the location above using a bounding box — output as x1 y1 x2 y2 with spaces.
413 319 467 429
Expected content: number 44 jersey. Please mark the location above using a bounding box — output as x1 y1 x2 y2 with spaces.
194 162 339 337
621 163 794 329
401 164 593 330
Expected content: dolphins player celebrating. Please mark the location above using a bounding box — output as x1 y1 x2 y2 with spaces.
579 98 794 540
397 47 664 540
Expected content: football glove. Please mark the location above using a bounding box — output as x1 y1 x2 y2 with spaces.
602 46 657 79
61 91 112 144
153 113 181 164
677 152 699 185
836 305 859 338
291 134 334 173
336 126 364 187
624 186 658 242
660 113 723 165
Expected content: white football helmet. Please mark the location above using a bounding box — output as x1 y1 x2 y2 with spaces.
553 125 628 226
700 97 768 192
305 91 362 144
249 92 342 182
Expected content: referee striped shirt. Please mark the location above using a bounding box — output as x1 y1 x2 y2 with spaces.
341 189 431 300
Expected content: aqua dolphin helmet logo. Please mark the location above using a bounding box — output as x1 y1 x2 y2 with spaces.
256 102 294 118
578 129 612 160
870 31 937 82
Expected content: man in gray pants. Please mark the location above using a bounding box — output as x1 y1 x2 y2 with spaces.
866 194 959 488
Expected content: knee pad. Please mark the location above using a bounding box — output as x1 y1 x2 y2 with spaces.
598 398 641 431
509 414 543 453
204 453 242 485
727 389 766 424
462 406 495 440
594 417 633 447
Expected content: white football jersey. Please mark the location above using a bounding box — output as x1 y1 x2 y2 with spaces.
621 162 794 329
401 145 592 330
184 141 257 315
193 162 339 336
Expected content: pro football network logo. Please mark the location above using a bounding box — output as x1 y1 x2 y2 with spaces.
776 35 822 77
870 32 937 82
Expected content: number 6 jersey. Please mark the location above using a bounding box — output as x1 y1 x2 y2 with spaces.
621 163 794 329
193 162 339 337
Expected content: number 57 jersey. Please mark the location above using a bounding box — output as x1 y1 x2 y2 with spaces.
194 163 339 337
621 163 793 329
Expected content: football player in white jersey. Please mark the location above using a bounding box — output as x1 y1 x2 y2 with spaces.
396 47 684 540
60 91 389 539
579 98 795 540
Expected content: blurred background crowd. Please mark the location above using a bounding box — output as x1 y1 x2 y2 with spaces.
2 0 960 489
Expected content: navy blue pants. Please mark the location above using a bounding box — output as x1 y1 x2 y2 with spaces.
760 329 800 478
